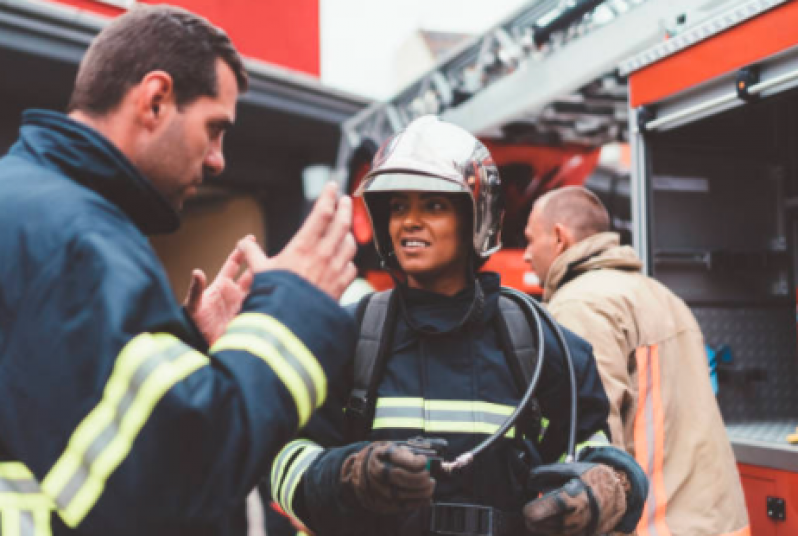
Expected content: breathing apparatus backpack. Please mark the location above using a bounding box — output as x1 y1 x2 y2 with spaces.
344 289 544 445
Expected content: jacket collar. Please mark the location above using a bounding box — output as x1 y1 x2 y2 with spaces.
12 109 180 235
543 232 642 302
398 272 501 335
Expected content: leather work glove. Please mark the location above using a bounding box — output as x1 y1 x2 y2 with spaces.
523 462 630 536
340 441 436 514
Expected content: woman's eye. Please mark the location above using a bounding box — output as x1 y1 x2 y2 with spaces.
389 202 405 213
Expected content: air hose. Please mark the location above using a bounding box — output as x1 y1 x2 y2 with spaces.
440 286 578 472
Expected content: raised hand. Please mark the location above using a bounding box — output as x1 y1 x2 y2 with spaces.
236 182 357 301
184 247 254 345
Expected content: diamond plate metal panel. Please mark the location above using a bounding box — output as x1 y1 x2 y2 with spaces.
693 307 798 422
726 420 798 444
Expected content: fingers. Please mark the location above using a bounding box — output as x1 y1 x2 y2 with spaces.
237 268 255 294
318 195 353 256
236 237 270 273
218 244 247 280
183 269 207 311
292 182 339 247
384 444 429 473
369 445 435 500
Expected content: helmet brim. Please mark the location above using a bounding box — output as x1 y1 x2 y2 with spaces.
355 172 469 197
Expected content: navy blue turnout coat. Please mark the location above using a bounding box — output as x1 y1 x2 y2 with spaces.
268 273 613 536
0 110 355 536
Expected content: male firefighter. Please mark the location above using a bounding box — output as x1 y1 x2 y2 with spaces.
524 186 749 536
0 5 357 536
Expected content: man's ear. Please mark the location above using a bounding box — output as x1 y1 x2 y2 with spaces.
553 223 575 254
136 71 175 129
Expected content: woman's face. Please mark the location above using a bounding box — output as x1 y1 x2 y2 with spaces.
388 191 469 294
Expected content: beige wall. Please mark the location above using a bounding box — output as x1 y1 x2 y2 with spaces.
150 195 267 300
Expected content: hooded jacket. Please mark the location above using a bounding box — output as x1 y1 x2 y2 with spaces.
268 273 624 536
544 232 749 536
0 110 355 536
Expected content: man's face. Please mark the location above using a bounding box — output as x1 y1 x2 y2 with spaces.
523 205 560 284
388 191 468 288
140 59 238 211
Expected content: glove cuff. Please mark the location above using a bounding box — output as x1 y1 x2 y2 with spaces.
579 446 648 533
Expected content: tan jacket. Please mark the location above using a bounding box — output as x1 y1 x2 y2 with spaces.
544 233 749 536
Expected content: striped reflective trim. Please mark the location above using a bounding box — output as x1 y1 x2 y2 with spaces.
212 313 326 428
270 440 322 521
0 462 54 536
270 440 316 497
634 345 672 536
578 430 610 450
559 431 611 462
372 398 516 438
41 333 209 528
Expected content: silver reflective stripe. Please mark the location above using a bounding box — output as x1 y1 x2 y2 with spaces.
55 342 187 511
19 512 33 536
271 441 313 495
0 480 40 495
279 447 322 518
225 325 318 410
374 406 509 427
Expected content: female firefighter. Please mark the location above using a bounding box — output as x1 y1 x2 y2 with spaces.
267 116 647 536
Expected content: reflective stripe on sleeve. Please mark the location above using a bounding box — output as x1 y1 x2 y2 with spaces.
212 313 326 428
0 462 54 536
559 430 612 462
372 398 517 438
41 333 209 528
270 440 323 521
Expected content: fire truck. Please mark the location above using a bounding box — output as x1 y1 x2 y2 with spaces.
337 0 798 533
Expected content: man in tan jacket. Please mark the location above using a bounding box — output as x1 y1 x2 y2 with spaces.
523 186 749 536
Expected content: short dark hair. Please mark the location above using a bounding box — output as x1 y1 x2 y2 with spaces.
538 186 610 241
68 5 248 115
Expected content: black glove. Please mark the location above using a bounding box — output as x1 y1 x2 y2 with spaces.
522 462 628 536
340 441 436 514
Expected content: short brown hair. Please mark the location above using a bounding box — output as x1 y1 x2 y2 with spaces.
538 186 610 241
68 5 248 115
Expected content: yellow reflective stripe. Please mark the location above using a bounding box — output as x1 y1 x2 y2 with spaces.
33 508 53 536
372 398 516 437
213 334 313 427
41 333 208 528
375 398 514 415
375 397 424 408
0 496 53 510
0 464 35 481
270 440 316 498
0 507 51 536
0 462 53 535
2 507 21 535
372 418 516 438
226 313 326 406
577 431 610 451
558 431 611 462
279 446 322 519
213 314 326 428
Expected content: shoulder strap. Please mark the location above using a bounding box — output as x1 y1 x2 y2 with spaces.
353 290 392 394
496 295 543 442
498 295 537 384
345 290 394 441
